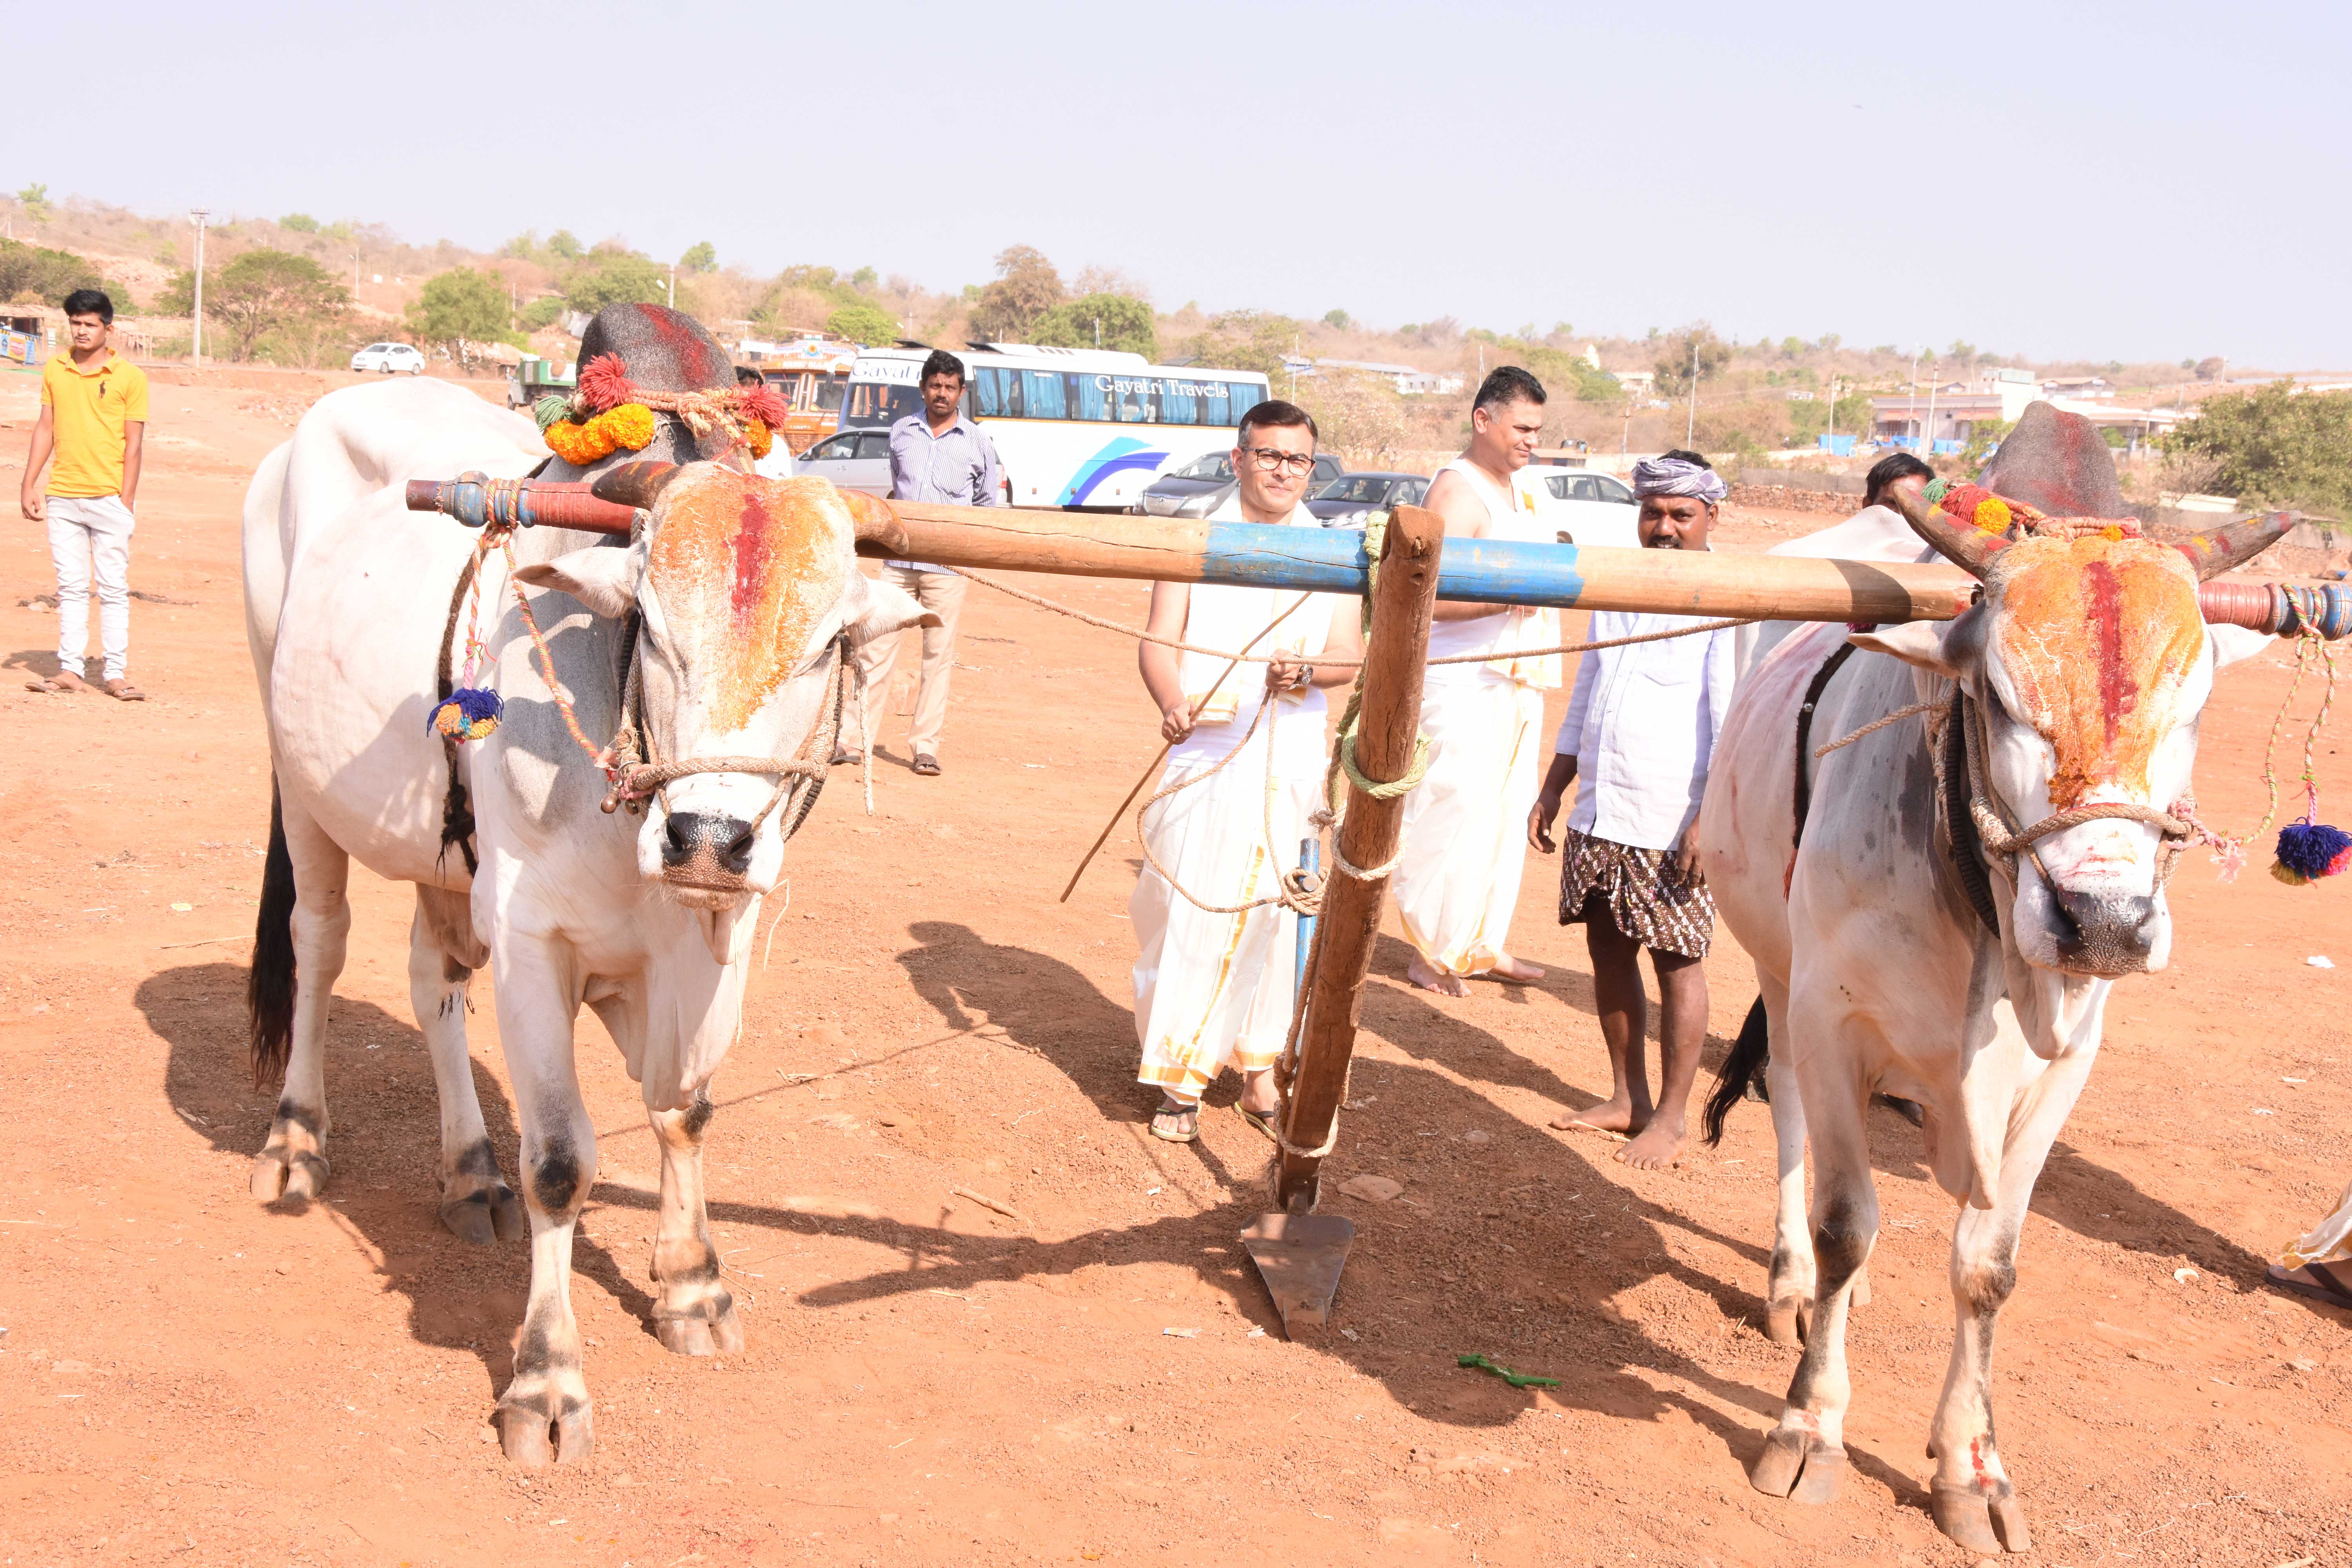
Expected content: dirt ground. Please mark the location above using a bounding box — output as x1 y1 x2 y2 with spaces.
1 367 2347 1568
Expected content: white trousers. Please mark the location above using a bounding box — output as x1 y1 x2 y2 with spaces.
45 494 135 682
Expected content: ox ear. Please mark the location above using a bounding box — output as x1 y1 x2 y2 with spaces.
2205 622 2274 671
514 545 641 620
1847 619 1961 679
844 574 944 648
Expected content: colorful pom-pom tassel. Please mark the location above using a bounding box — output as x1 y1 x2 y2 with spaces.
430 687 505 743
2270 820 2352 886
532 394 572 433
1922 477 1949 505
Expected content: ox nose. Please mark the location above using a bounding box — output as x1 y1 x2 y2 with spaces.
662 811 756 878
2050 888 2160 974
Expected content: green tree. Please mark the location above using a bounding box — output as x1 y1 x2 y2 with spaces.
826 302 899 346
0 238 103 305
548 229 584 261
679 240 717 273
2195 356 2226 381
1780 336 1804 356
850 265 878 291
280 213 319 234
1961 416 2011 468
969 245 1063 340
520 294 567 330
15 183 51 222
1031 292 1157 358
1323 308 1351 330
320 219 356 243
563 252 666 314
2165 382 2352 515
406 266 515 369
207 249 351 361
1653 324 1730 398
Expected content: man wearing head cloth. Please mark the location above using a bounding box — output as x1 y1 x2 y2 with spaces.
1390 366 1563 997
1526 450 1739 1170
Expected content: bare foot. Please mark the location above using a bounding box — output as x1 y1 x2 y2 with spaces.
1616 1115 1688 1170
1405 954 1470 997
1488 954 1545 984
1549 1096 1645 1135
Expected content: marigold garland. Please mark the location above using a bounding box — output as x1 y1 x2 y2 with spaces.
747 418 773 460
542 402 658 466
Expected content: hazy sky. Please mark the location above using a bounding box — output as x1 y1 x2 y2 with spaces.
15 0 2348 366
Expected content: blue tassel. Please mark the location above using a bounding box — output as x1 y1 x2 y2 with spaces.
430 686 504 743
2270 820 2352 886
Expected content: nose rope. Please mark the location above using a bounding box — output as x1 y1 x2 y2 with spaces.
1953 688 2194 892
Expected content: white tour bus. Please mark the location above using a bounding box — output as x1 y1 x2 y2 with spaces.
825 344 1273 511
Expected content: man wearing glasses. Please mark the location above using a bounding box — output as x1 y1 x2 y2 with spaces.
1393 365 1559 996
1129 401 1364 1145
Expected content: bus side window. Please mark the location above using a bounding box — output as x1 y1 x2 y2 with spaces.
1078 375 1110 421
1162 378 1198 425
1023 370 1067 419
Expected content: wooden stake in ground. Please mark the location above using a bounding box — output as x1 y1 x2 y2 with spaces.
1275 505 1445 1212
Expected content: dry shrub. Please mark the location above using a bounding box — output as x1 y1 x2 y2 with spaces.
1298 370 1408 470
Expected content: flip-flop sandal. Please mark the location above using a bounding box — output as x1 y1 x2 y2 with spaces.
1148 1103 1199 1143
1235 1103 1279 1143
24 674 85 695
2268 1259 2352 1308
911 753 942 777
829 747 863 766
103 680 147 702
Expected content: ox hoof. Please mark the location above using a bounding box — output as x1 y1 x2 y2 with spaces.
1750 1427 1844 1503
1764 1296 1808 1346
497 1395 593 1467
1931 1483 2030 1554
251 1149 330 1203
655 1304 744 1357
439 1182 526 1247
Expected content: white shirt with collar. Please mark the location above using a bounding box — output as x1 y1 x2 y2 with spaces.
1555 600 1739 853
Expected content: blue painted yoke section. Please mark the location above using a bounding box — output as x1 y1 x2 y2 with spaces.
1198 521 1588 608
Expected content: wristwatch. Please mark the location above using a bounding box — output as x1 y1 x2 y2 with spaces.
1294 663 1316 689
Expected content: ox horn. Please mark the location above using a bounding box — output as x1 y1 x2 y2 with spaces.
841 490 909 557
1885 483 2010 579
590 461 683 510
2174 510 2296 583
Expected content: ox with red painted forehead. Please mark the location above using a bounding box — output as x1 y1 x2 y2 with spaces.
1851 403 2290 979
513 305 933 911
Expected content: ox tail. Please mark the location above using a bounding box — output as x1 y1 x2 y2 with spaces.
247 781 298 1091
1702 996 1771 1147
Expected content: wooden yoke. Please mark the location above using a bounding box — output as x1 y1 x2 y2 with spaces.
1275 504 1446 1213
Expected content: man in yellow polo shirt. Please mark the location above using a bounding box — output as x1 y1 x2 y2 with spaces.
20 289 149 700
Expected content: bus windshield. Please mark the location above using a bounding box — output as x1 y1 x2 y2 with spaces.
842 381 923 428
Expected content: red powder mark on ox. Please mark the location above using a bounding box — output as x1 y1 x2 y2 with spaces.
1991 536 2203 809
2080 557 2136 745
730 485 776 630
629 303 722 387
647 469 849 733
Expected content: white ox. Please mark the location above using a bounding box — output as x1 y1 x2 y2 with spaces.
243 312 928 1464
1695 408 2285 1555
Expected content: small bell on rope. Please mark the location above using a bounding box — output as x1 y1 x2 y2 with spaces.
2271 819 2352 886
430 687 505 743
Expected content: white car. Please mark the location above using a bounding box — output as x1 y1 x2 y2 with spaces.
351 342 426 375
793 428 893 498
1512 465 1641 548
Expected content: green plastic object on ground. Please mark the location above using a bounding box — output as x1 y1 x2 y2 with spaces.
1457 1352 1560 1389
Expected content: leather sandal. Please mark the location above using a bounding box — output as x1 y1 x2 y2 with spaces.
911 752 942 777
25 671 87 695
103 678 147 702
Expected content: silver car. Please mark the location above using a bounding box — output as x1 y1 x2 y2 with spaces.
793 428 894 498
350 342 425 374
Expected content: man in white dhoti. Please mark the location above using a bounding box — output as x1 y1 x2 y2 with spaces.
1132 400 1363 1143
1393 366 1560 996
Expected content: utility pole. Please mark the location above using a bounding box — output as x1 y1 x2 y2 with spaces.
190 209 211 365
1094 316 1101 349
1826 372 1837 450
1923 363 1939 458
666 264 676 309
350 250 361 302
1685 339 1699 446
